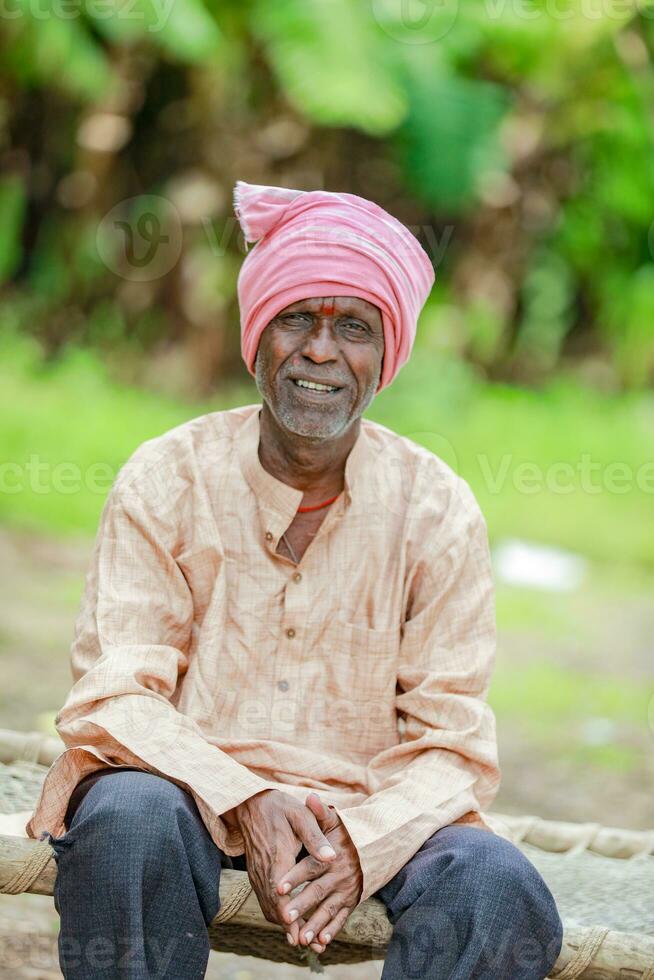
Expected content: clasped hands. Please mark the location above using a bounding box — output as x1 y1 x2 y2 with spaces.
222 788 363 954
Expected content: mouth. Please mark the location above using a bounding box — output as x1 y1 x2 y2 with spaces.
287 378 346 399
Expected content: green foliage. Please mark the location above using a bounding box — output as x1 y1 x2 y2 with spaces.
0 176 26 284
1 0 654 386
598 265 654 387
396 60 511 210
514 249 576 372
88 0 222 61
250 0 407 135
1 0 110 99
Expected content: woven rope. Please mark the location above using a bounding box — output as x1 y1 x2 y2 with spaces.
214 874 253 923
0 841 53 895
494 812 654 860
557 823 603 856
552 926 609 978
0 761 51 815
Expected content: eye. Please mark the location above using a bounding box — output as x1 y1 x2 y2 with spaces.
342 319 368 333
281 313 310 324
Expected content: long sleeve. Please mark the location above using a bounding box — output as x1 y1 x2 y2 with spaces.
26 473 280 852
334 475 501 903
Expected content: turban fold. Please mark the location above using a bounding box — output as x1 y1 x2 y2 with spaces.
233 181 435 393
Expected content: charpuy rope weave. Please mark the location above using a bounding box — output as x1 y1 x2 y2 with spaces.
0 840 53 895
552 926 610 979
214 874 253 922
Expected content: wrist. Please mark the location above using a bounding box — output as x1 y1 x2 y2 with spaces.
222 789 276 831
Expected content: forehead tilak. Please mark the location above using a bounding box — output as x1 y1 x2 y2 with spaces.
317 297 336 316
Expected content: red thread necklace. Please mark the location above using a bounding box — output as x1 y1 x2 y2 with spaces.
297 493 340 513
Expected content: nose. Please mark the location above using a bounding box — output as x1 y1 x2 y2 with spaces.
299 319 339 363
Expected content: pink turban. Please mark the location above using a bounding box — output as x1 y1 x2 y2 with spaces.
233 180 435 393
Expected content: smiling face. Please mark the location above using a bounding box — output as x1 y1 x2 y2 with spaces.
254 295 385 439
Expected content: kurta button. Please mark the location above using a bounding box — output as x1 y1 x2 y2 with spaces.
265 531 273 540
277 679 289 691
293 572 302 583
286 628 296 638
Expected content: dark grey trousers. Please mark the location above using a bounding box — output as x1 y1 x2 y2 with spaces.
43 769 563 979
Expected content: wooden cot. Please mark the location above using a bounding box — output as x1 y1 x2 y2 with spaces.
1 728 653 978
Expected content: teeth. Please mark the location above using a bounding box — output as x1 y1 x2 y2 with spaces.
294 379 337 392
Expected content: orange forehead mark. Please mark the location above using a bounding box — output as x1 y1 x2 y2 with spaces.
318 299 336 317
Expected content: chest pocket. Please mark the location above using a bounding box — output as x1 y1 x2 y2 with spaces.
321 617 399 753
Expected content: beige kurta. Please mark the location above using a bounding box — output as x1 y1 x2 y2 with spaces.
26 402 502 903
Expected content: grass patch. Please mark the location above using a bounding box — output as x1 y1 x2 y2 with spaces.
489 660 647 722
488 659 649 772
49 574 87 608
495 584 580 638
561 742 640 772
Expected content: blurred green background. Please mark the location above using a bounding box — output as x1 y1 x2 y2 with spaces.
1 0 653 832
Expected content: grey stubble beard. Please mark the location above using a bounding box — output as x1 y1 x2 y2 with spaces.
254 350 379 441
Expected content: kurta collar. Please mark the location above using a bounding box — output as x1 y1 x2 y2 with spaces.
237 404 370 521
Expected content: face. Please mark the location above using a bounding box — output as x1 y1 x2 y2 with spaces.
254 295 385 439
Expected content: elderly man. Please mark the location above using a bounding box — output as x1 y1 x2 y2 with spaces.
27 181 563 979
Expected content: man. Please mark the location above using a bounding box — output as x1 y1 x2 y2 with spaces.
27 181 563 978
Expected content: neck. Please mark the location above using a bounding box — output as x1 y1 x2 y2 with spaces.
257 402 359 497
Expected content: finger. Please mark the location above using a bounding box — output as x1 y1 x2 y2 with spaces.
288 919 326 953
269 834 306 904
276 853 325 896
278 886 305 927
287 808 337 864
285 912 305 947
316 904 352 946
286 913 325 952
282 876 338 926
285 915 325 954
298 893 347 947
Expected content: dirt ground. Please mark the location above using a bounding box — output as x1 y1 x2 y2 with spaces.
1 526 652 978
